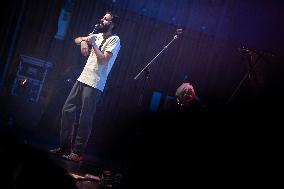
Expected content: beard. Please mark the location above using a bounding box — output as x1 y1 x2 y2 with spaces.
98 23 111 33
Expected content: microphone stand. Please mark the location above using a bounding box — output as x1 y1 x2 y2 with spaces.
226 48 262 104
134 29 182 107
137 67 151 106
134 35 179 80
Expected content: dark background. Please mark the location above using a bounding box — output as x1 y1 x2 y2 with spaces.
0 0 283 167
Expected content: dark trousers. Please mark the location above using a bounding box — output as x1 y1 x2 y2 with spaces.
60 81 102 155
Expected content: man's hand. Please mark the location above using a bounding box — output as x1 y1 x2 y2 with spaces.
74 37 83 45
75 34 96 45
85 34 96 45
81 41 89 57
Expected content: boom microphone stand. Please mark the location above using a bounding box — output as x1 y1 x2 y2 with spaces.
134 29 183 106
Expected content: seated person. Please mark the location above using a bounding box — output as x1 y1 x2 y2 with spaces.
163 82 204 112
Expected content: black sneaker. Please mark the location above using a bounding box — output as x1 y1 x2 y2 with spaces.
49 147 70 155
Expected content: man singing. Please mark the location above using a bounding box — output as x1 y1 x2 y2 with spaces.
50 11 121 162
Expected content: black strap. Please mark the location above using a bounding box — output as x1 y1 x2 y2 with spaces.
98 38 107 51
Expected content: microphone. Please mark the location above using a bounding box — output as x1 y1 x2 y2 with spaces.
74 23 100 45
174 28 183 38
91 24 101 34
238 45 275 57
237 46 250 55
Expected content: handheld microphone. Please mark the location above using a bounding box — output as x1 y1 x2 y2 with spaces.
74 24 100 45
91 24 101 34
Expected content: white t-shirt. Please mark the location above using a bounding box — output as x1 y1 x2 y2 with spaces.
77 33 120 92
